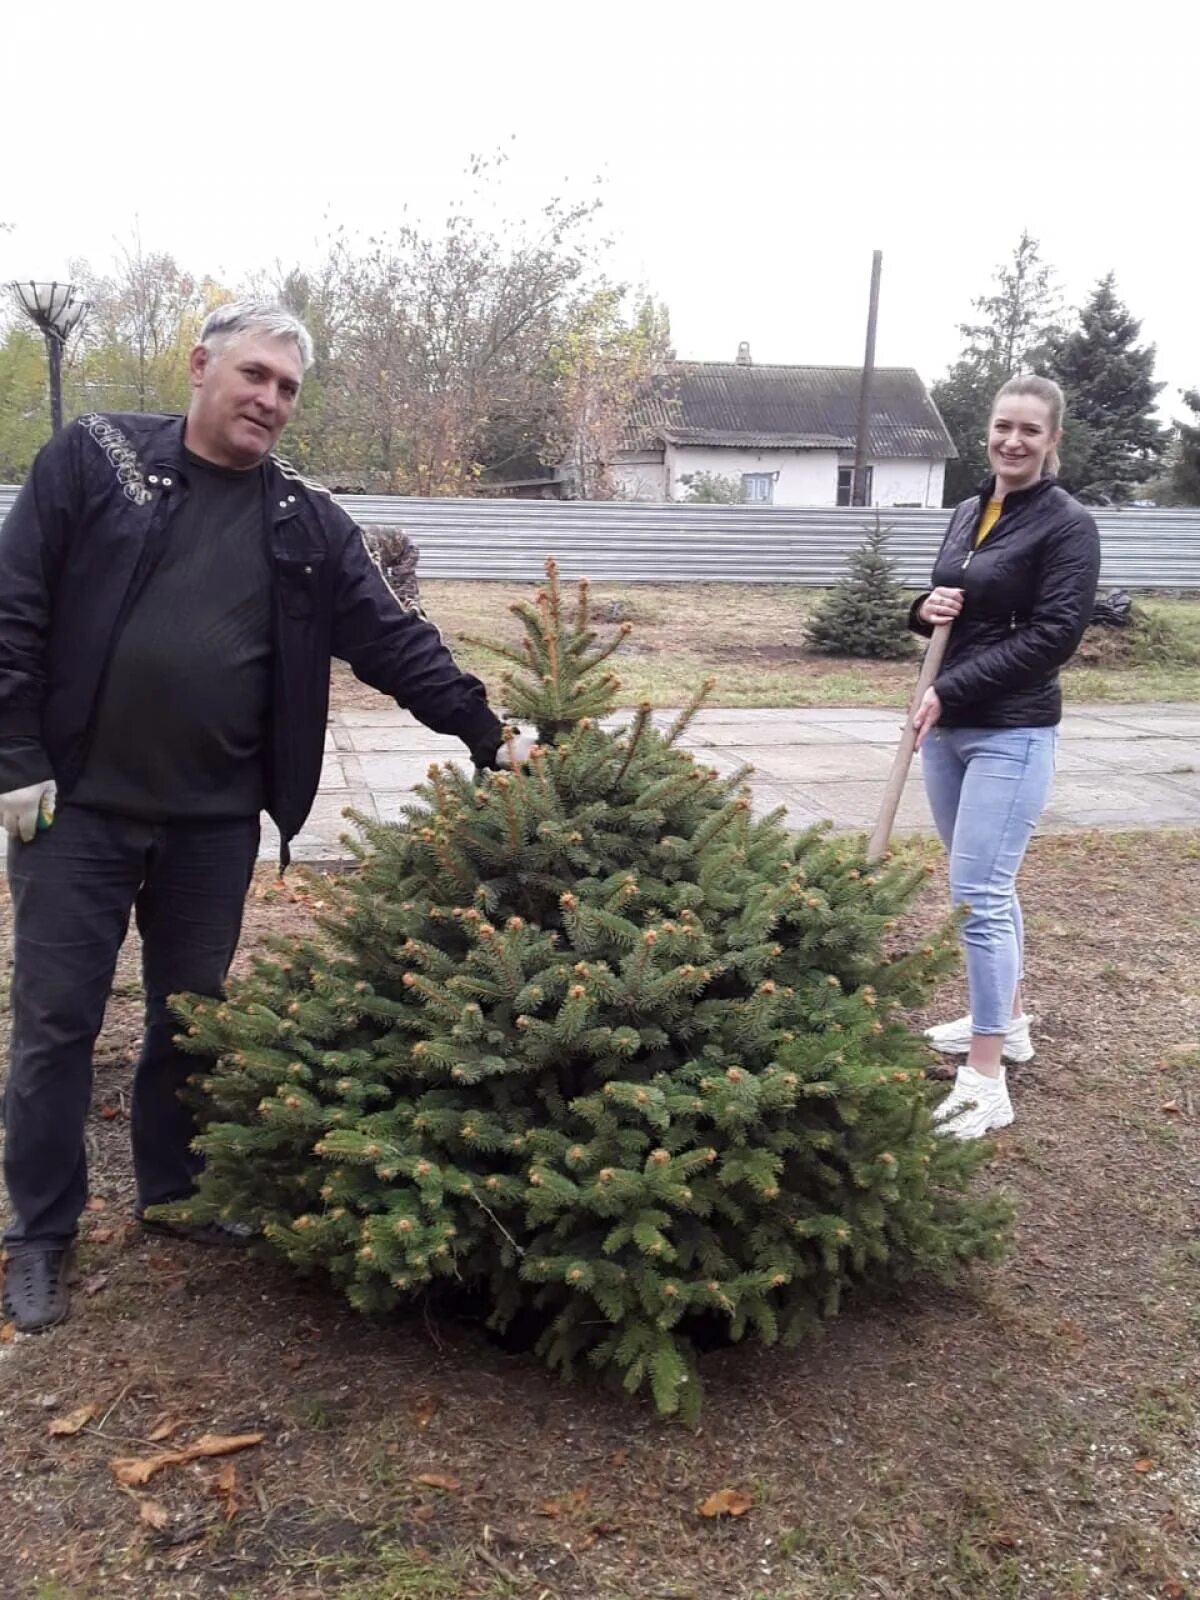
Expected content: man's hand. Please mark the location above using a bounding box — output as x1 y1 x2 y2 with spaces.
494 732 538 771
912 688 943 750
0 779 56 843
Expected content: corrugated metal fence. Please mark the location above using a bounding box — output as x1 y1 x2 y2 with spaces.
3 485 1198 588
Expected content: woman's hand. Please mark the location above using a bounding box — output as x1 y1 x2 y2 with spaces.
919 586 964 627
912 687 943 749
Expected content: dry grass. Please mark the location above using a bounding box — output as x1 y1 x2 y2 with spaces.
2 830 1200 1599
329 583 1200 712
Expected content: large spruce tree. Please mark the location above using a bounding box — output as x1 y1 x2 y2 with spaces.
1044 274 1166 504
1170 389 1200 506
157 564 1008 1418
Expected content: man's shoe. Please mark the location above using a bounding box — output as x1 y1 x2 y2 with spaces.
2 1247 71 1332
932 1065 1015 1141
137 1213 255 1248
924 1012 1034 1064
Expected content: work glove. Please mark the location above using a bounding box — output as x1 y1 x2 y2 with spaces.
0 779 56 843
494 731 539 771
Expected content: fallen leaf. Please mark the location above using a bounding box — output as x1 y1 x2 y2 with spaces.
415 1395 441 1429
1134 1456 1155 1474
0 1324 16 1345
82 1272 110 1297
1161 1101 1182 1115
171 1431 264 1461
280 1351 305 1372
1162 1582 1186 1599
412 1502 436 1525
610 1449 629 1468
698 1487 753 1519
139 1499 170 1530
99 1104 123 1121
89 1226 116 1244
210 1460 239 1520
539 1499 563 1519
111 1457 164 1487
85 1197 108 1212
147 1416 181 1444
109 1432 264 1487
49 1402 101 1437
414 1472 462 1492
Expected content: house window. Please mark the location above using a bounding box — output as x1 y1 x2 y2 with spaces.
836 465 874 506
742 473 774 504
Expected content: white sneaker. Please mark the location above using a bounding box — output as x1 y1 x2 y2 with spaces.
924 1012 1034 1064
932 1065 1014 1140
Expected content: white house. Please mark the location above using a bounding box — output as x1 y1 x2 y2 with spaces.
612 346 956 508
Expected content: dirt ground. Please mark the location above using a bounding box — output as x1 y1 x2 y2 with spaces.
2 830 1199 1600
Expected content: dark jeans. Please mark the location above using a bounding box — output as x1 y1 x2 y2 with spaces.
3 804 260 1249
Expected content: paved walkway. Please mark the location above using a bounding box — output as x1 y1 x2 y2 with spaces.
268 703 1200 862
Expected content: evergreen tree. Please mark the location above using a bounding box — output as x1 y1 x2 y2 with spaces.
932 232 1063 503
1170 389 1200 506
156 562 1008 1419
805 517 914 660
1044 274 1166 504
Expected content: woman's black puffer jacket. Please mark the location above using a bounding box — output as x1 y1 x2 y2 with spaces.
909 476 1101 729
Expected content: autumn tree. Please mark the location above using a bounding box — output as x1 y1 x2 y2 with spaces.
932 232 1063 503
70 234 225 418
547 291 673 500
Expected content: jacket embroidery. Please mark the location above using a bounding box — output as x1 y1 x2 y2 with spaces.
78 414 153 506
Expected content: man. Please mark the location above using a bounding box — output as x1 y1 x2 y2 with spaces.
0 301 527 1332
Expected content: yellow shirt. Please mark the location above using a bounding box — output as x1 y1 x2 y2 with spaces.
975 498 1003 547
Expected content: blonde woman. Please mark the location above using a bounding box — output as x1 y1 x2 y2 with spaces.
910 376 1101 1139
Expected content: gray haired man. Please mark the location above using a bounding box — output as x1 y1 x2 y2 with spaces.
0 302 528 1331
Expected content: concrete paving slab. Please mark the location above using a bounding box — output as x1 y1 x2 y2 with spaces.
707 743 897 782
686 722 849 747
344 726 465 754
257 701 1200 862
1040 774 1200 827
1114 716 1200 739
318 757 349 790
1056 713 1149 739
1070 738 1200 774
352 752 471 791
819 717 911 745
783 779 930 832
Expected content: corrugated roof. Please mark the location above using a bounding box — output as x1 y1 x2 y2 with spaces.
627 362 957 460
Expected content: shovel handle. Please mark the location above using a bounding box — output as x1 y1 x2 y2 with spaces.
866 623 952 863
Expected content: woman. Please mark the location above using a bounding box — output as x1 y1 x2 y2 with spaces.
910 375 1101 1140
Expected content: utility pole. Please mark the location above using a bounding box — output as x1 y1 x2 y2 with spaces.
851 250 882 508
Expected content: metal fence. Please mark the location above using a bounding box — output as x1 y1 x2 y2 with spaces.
3 484 1199 588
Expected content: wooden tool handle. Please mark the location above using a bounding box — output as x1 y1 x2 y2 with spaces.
866 622 952 863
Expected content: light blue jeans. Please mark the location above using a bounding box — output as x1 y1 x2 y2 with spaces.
919 726 1057 1035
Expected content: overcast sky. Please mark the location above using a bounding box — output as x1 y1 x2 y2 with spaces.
3 0 1195 420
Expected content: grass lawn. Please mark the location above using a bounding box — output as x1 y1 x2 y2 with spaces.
331 583 1200 713
2 831 1199 1599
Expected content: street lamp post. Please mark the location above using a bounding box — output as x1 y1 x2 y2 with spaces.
9 280 89 434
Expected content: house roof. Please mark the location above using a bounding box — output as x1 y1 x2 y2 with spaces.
627 362 957 460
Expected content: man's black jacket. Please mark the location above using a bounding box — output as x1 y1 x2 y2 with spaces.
0 413 503 858
909 476 1101 727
